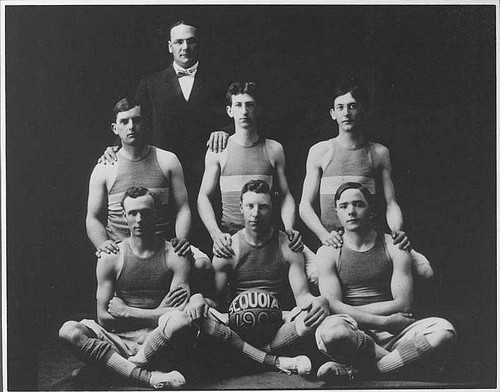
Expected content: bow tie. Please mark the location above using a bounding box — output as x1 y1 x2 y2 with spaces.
176 68 196 78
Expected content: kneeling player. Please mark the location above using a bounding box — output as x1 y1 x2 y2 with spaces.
315 182 456 379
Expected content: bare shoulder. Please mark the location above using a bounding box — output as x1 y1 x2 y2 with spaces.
163 241 190 270
370 141 390 158
155 147 181 167
91 160 115 180
204 146 224 164
265 138 284 157
96 250 120 277
307 140 331 164
384 234 411 266
316 244 340 263
278 231 303 264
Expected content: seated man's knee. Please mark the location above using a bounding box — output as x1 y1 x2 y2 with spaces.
423 317 456 348
194 256 212 271
159 310 192 337
59 321 88 346
319 316 357 347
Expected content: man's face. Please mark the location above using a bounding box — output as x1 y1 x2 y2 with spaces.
112 106 144 146
240 191 273 233
168 24 199 69
330 92 362 132
226 93 258 129
335 188 371 232
122 194 157 238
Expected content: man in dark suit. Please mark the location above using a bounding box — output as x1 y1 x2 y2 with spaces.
135 20 229 173
103 20 231 253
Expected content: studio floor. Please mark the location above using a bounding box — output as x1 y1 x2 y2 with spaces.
37 302 490 391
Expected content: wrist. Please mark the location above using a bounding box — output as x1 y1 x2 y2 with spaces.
211 228 224 240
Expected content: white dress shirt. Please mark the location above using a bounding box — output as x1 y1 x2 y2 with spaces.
172 61 199 101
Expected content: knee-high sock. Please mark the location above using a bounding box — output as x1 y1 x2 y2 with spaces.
262 322 302 352
78 338 150 386
377 334 432 373
129 328 173 366
202 318 277 367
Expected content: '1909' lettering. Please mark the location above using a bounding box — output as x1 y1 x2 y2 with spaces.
231 310 281 329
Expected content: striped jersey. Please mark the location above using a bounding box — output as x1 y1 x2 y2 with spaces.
320 138 376 231
220 137 274 234
106 146 170 241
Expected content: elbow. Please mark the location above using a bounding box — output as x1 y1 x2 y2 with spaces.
398 300 413 314
298 202 308 221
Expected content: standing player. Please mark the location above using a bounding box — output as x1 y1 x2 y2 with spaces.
315 182 455 379
299 79 433 278
86 97 210 271
197 82 302 258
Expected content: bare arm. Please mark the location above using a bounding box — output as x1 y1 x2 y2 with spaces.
268 141 296 231
158 151 191 240
377 145 404 233
86 165 119 255
285 241 329 328
197 151 234 258
355 236 413 315
212 255 233 311
96 253 123 331
299 144 342 247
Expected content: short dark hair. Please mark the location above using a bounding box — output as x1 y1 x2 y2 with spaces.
240 179 271 201
331 78 368 109
226 81 260 105
120 186 160 211
334 182 373 207
113 98 139 120
168 19 199 39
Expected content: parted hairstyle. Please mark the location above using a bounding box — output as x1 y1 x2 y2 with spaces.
120 186 161 212
226 81 260 105
331 78 369 110
240 179 271 201
334 182 373 207
113 98 140 121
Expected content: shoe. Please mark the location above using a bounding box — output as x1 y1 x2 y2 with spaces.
317 361 358 382
149 370 186 390
277 355 312 376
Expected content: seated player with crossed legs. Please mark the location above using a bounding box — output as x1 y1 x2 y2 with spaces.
190 180 331 376
315 182 456 380
60 187 193 389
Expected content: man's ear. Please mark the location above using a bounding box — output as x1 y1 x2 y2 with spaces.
168 41 173 54
226 105 233 118
111 123 118 135
329 108 336 121
239 201 243 213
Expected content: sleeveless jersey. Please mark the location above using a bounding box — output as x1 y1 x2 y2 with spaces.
220 138 274 234
106 146 170 241
230 230 293 309
115 239 172 309
319 138 377 231
336 233 393 306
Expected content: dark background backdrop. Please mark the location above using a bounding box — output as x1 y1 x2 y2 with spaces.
5 5 496 389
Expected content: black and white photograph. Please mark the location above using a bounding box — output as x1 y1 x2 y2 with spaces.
2 2 497 390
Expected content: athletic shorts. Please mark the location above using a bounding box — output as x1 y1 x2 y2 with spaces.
80 319 153 359
315 315 456 357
